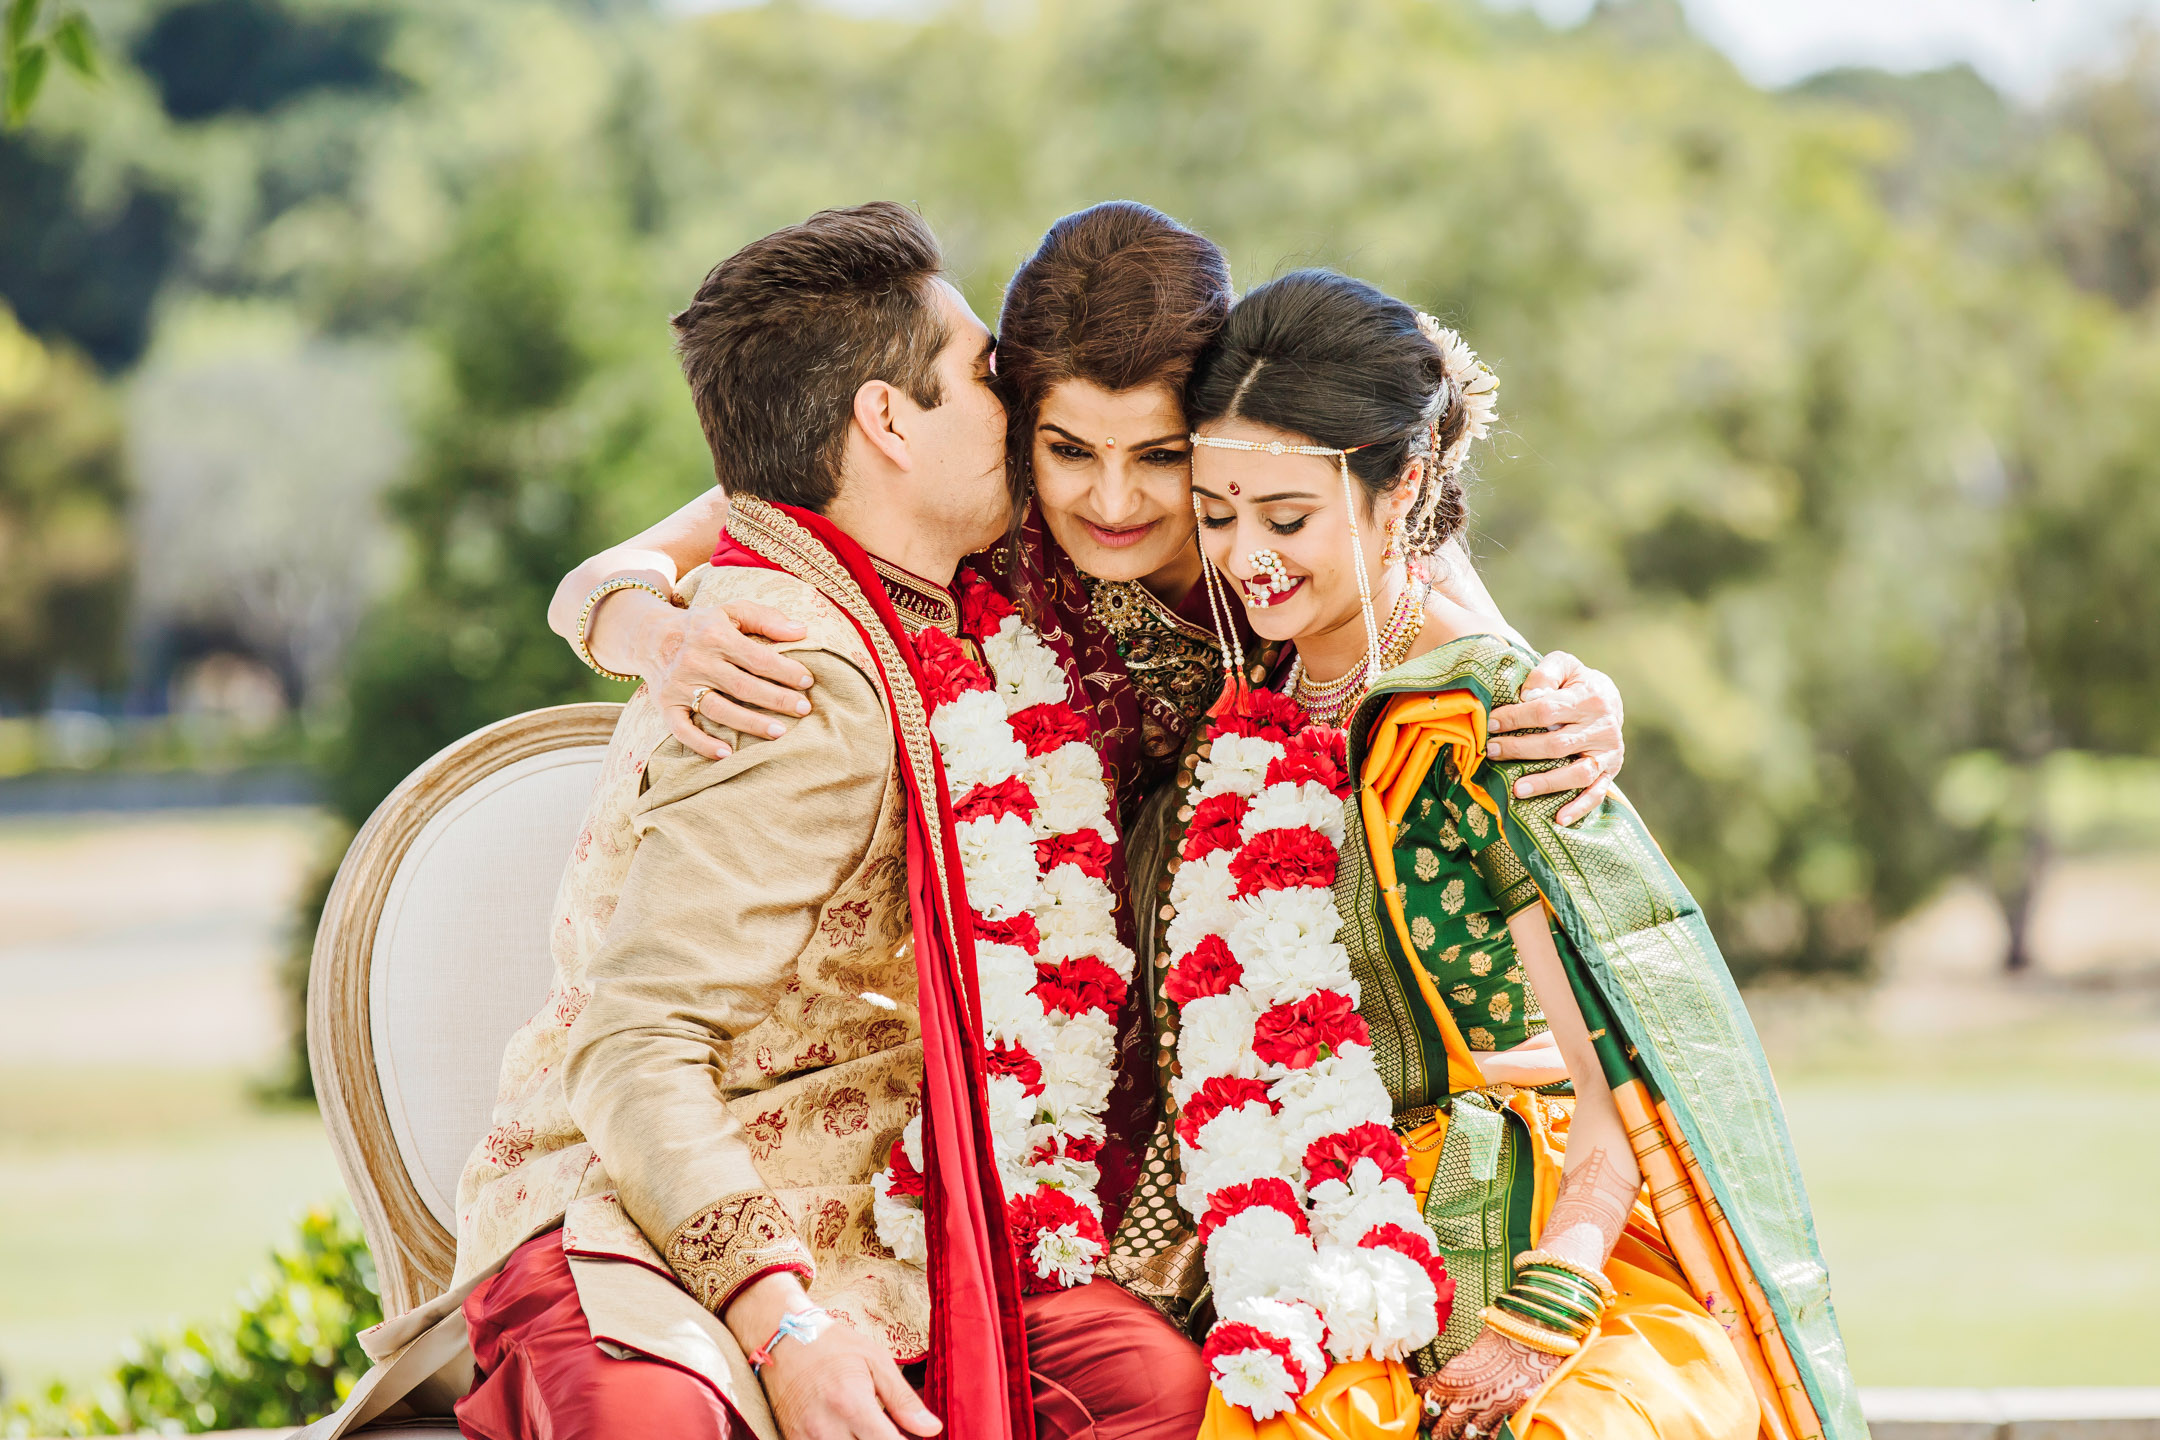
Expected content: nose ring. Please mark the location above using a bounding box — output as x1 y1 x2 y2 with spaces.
1247 549 1293 601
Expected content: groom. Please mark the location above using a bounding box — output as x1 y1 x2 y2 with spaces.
301 203 1208 1440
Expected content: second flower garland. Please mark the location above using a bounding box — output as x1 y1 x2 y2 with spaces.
872 571 1134 1293
1163 688 1454 1418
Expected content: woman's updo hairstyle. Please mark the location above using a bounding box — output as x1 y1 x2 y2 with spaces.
1185 268 1498 561
996 202 1233 494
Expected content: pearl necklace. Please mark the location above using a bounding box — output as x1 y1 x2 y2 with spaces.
1286 582 1426 727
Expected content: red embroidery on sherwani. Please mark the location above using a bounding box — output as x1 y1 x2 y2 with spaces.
551 987 589 1028
755 1045 776 1073
664 1194 815 1314
483 1122 535 1171
573 827 592 863
820 898 872 946
747 1109 786 1158
796 1040 836 1068
821 1087 870 1136
855 1017 908 1053
811 1198 850 1250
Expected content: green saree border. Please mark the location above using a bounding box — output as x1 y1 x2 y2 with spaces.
1347 636 1865 1440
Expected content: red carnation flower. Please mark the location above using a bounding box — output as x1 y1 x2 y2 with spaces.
1176 1074 1276 1149
1181 792 1251 862
1359 1223 1454 1326
884 1135 927 1200
1033 956 1128 1019
1164 934 1243 1007
1202 1321 1317 1394
956 569 1018 637
1252 991 1370 1069
1212 686 1310 743
1302 1121 1412 1190
1229 826 1338 898
1007 1187 1106 1294
1060 1133 1103 1163
1036 829 1112 881
1011 702 1091 758
985 1040 1044 1095
913 626 994 711
975 912 1041 954
956 775 1039 825
1196 1175 1309 1245
1265 726 1351 798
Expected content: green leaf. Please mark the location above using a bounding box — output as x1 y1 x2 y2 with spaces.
51 11 92 77
4 0 38 52
5 39 46 125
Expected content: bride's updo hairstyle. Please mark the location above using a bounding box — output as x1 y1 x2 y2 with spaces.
1185 269 1495 562
995 201 1232 495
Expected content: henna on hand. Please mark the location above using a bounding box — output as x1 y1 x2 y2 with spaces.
1538 1143 1636 1269
1416 1331 1563 1439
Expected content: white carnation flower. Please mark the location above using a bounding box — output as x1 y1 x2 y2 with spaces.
1027 743 1113 838
1227 887 1352 1005
1029 1221 1105 1289
1241 781 1349 847
1208 1345 1302 1421
975 942 1045 1041
1035 867 1120 960
901 1112 923 1172
1268 1048 1394 1159
930 689 1027 790
1203 1206 1317 1310
956 811 1039 920
1214 1297 1329 1408
872 1171 927 1267
1304 1168 1426 1250
1173 992 1263 1094
1195 733 1283 800
985 1071 1040 1163
1019 1151 1100 1197
1191 1097 1291 1172
1164 851 1239 961
1039 1013 1117 1121
1306 1242 1439 1360
985 620 1070 710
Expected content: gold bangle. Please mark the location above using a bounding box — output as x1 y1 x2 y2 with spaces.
1513 1250 1618 1304
576 577 675 683
1479 1306 1582 1358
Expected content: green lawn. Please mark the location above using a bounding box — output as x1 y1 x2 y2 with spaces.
0 1067 344 1397
1 1021 2156 1398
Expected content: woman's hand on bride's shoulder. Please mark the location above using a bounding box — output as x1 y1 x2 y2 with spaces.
646 601 816 761
1484 651 1624 827
1416 1330 1564 1440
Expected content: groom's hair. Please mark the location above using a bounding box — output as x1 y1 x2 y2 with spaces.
673 202 949 511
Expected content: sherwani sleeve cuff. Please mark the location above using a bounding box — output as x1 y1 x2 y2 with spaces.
663 1192 817 1315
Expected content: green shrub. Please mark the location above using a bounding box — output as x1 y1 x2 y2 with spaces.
2 1205 382 1437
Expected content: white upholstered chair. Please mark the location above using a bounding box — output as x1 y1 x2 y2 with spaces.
308 702 622 1331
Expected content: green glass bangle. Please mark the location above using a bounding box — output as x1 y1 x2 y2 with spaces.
1509 1278 1603 1329
1495 1291 1596 1339
1518 1266 1609 1313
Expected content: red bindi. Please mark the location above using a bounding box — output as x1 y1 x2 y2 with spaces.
1228 481 1241 496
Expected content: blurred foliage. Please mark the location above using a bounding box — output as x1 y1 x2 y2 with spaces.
0 304 128 709
2 0 2158 992
2 0 98 128
0 1205 380 1436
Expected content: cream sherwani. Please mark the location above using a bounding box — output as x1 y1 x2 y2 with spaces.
301 551 949 1439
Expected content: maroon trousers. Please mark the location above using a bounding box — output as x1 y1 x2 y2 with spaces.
456 1230 1208 1440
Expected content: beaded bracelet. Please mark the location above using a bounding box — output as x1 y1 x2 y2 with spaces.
1514 1249 1618 1304
748 1305 834 1374
575 577 677 683
1480 1305 1582 1358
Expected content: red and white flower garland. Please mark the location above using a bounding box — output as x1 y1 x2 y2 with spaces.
871 572 1132 1293
1163 688 1454 1418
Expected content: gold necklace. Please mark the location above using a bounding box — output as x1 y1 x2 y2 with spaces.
1288 582 1425 727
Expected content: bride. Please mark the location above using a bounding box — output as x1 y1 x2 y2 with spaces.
1151 267 1861 1440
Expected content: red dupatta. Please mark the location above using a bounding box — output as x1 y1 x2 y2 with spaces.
711 499 1033 1440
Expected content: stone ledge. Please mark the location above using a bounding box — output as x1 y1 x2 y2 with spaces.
1865 1389 2160 1440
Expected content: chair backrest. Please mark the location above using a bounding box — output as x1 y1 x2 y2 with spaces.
309 702 622 1316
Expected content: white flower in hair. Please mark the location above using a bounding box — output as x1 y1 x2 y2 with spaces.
1415 312 1499 459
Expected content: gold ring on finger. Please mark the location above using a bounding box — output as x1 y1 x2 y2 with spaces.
688 684 711 716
